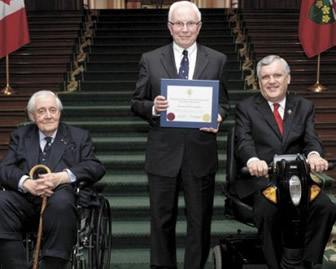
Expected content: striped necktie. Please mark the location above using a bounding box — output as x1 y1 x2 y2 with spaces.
43 137 52 154
40 137 52 163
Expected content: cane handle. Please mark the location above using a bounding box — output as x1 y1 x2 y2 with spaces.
29 164 51 179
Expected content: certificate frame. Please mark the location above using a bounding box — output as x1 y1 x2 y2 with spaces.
160 79 219 128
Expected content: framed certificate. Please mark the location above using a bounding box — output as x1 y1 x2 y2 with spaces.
160 79 219 128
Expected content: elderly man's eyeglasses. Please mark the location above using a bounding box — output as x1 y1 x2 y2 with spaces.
169 21 201 29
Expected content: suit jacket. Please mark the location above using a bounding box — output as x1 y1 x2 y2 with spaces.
233 93 324 198
131 43 230 178
0 122 105 191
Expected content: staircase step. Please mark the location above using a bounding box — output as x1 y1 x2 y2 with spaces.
110 192 227 218
77 80 245 92
91 135 227 153
104 168 226 193
83 58 241 69
96 153 227 171
111 248 214 268
58 91 133 105
95 28 232 36
112 219 257 249
63 119 234 134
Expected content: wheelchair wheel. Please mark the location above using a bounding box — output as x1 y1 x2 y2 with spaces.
71 193 111 269
93 196 112 269
71 207 96 269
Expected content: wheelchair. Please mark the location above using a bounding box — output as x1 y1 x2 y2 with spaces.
0 181 112 269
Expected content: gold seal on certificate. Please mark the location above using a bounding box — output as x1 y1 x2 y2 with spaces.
160 79 219 128
202 114 211 122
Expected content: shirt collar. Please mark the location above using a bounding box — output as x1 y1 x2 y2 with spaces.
39 130 57 143
173 42 197 56
268 97 286 110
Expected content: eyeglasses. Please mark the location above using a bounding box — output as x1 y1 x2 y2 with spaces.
169 21 201 29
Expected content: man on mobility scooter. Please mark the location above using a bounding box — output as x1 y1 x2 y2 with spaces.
230 55 336 269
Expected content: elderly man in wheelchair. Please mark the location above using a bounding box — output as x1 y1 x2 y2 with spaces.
0 90 110 269
221 55 336 269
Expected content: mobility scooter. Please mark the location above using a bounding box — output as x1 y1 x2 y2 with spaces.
213 126 333 269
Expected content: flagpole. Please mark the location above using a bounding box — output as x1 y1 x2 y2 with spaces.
1 55 16 95
308 54 327 92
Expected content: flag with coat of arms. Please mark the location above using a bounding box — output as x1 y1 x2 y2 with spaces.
299 0 336 58
0 0 30 59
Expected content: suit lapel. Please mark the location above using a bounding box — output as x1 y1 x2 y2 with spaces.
160 43 209 79
255 94 283 139
282 95 296 142
46 124 68 171
193 45 209 79
26 126 40 169
160 44 179 78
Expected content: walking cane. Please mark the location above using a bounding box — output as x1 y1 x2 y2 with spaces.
29 164 51 269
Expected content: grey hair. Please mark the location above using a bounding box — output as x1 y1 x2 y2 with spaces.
168 1 201 22
27 90 63 121
256 55 290 79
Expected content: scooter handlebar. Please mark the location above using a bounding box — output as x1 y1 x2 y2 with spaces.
328 162 335 170
240 167 249 176
240 166 271 176
240 161 335 176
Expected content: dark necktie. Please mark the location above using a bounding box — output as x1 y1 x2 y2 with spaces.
273 103 283 136
178 50 189 79
40 137 52 163
43 137 52 153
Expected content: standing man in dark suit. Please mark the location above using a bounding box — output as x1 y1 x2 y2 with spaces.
0 90 105 269
233 55 336 269
131 1 229 268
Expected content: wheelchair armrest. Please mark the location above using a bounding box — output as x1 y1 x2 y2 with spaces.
76 180 90 189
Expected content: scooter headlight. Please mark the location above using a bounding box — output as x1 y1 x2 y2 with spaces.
289 175 302 206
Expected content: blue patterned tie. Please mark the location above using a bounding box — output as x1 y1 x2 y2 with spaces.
178 50 189 79
43 137 52 154
40 137 52 163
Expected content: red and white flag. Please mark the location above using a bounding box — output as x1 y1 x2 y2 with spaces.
299 0 336 58
0 0 30 59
